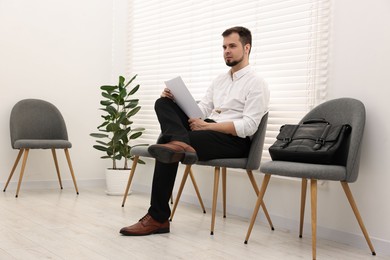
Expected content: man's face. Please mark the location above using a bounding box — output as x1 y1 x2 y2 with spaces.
223 32 247 67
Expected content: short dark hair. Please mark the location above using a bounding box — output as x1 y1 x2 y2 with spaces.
222 26 252 53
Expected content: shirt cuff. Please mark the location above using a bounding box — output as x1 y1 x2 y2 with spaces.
233 121 246 138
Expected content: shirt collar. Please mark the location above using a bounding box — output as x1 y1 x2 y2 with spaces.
229 65 252 81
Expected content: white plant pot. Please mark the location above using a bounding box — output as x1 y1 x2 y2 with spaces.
105 168 132 196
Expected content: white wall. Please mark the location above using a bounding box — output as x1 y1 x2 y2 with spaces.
1 0 389 256
0 0 114 187
326 0 390 249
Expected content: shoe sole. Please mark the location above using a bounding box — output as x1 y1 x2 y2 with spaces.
148 146 184 164
148 145 198 165
120 227 170 236
182 152 198 165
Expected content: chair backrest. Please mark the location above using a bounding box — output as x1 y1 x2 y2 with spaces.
300 98 365 182
10 99 69 148
246 112 269 170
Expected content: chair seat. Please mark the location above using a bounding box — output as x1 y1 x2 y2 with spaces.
260 160 346 181
196 158 248 169
14 139 72 149
130 146 152 157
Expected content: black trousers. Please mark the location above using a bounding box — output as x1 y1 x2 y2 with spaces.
148 97 251 222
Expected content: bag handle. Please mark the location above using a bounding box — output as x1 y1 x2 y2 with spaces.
302 118 330 125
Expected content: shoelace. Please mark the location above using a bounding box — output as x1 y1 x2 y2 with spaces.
139 214 151 222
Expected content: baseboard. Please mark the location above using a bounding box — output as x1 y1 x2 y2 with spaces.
1 178 105 191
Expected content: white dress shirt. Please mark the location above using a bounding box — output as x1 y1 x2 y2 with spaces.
198 65 270 138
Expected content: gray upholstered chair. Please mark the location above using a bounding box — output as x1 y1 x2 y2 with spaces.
121 140 206 214
170 112 274 235
245 98 376 259
3 99 79 197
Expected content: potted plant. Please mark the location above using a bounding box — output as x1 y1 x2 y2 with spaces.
90 74 147 195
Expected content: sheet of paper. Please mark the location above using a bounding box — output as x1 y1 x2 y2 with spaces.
164 76 204 119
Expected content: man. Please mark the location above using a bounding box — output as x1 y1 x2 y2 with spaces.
120 26 270 236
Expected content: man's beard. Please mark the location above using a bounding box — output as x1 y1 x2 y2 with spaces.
225 55 244 67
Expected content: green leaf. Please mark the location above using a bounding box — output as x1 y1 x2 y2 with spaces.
101 115 111 121
100 85 117 92
90 133 109 138
137 159 146 164
106 149 114 156
120 118 132 126
112 128 129 142
130 132 143 139
131 127 145 132
125 100 139 109
97 121 109 129
119 88 127 99
95 140 108 146
105 106 118 117
121 134 129 144
128 84 140 95
106 123 121 132
116 112 127 125
130 155 146 164
124 74 137 88
119 76 125 88
93 145 108 152
102 92 117 102
100 100 113 106
127 106 141 117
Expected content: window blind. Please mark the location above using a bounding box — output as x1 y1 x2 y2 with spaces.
127 0 330 161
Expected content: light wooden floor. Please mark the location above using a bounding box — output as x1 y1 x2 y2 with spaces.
0 187 386 260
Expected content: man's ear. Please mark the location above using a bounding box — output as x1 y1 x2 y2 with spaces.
245 44 251 55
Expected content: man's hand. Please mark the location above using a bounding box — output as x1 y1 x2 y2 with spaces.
161 88 174 100
189 118 238 136
188 118 209 131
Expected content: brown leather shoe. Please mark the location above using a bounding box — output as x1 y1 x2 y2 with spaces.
120 214 170 236
148 141 197 164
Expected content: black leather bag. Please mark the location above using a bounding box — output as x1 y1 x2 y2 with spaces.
269 119 351 165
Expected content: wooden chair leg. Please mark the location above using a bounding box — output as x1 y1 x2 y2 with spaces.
15 149 30 198
211 167 220 235
121 155 139 207
188 168 206 213
341 181 376 255
310 179 317 260
51 149 63 189
222 167 227 218
170 165 191 221
3 149 24 192
64 148 79 195
246 170 259 194
245 174 271 243
300 178 308 238
247 170 274 230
